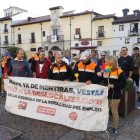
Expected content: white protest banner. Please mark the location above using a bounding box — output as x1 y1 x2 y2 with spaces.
5 77 109 131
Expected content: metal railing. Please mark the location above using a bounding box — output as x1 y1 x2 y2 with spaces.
3 29 8 33
17 40 22 44
30 39 36 43
4 41 9 44
96 31 105 37
47 35 64 42
128 29 140 36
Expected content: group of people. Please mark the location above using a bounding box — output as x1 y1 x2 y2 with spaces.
0 46 139 136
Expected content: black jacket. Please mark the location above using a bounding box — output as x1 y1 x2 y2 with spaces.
95 68 127 99
75 59 99 83
48 61 74 81
97 59 105 68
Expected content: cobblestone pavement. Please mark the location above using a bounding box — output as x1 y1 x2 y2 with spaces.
0 95 140 140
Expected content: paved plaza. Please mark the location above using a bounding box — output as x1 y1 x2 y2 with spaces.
0 95 140 140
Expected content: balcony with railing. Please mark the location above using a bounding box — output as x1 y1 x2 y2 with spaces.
4 41 9 45
17 40 22 44
47 35 64 42
3 29 8 33
128 29 140 36
96 31 105 38
74 34 81 39
30 38 36 43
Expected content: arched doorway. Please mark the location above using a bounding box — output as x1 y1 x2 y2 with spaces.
51 46 59 51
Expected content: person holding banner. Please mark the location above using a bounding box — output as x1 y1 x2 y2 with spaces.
96 56 127 136
75 51 99 85
48 53 74 81
35 50 52 79
5 49 32 78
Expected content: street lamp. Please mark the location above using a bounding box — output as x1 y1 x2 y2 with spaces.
70 17 73 56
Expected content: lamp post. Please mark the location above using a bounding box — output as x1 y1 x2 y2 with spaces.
40 22 43 47
70 17 73 56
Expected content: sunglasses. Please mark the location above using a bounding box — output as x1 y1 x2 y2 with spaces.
101 55 105 56
40 54 45 56
74 58 78 59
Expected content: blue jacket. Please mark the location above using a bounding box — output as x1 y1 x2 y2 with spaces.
6 58 32 77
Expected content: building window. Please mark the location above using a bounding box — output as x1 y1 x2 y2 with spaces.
5 24 7 29
53 29 58 35
119 25 124 31
11 11 12 15
30 48 36 51
43 31 45 37
125 38 130 44
138 38 140 43
18 34 21 44
98 26 104 37
134 12 138 16
113 51 119 57
130 23 138 32
5 36 8 44
75 43 79 46
76 28 80 34
97 41 102 46
31 33 35 43
6 13 7 16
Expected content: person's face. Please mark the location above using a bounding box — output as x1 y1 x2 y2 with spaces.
134 49 139 55
82 56 90 63
74 57 79 62
4 55 9 60
39 52 45 60
79 54 81 59
57 50 61 55
96 54 99 58
62 53 66 57
55 54 62 64
65 53 68 57
101 54 105 60
48 53 52 57
39 49 44 54
91 51 95 57
121 48 128 55
17 50 24 60
53 50 57 56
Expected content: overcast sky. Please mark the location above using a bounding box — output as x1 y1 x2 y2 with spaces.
0 0 140 17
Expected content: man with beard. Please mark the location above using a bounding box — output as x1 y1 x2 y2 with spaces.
5 50 32 78
118 47 134 79
48 53 74 81
90 50 99 64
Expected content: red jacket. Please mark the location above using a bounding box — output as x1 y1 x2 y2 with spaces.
36 59 52 79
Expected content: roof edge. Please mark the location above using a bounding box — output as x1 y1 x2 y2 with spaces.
11 19 51 27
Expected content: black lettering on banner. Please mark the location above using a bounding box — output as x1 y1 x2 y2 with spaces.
36 99 42 102
73 105 81 110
